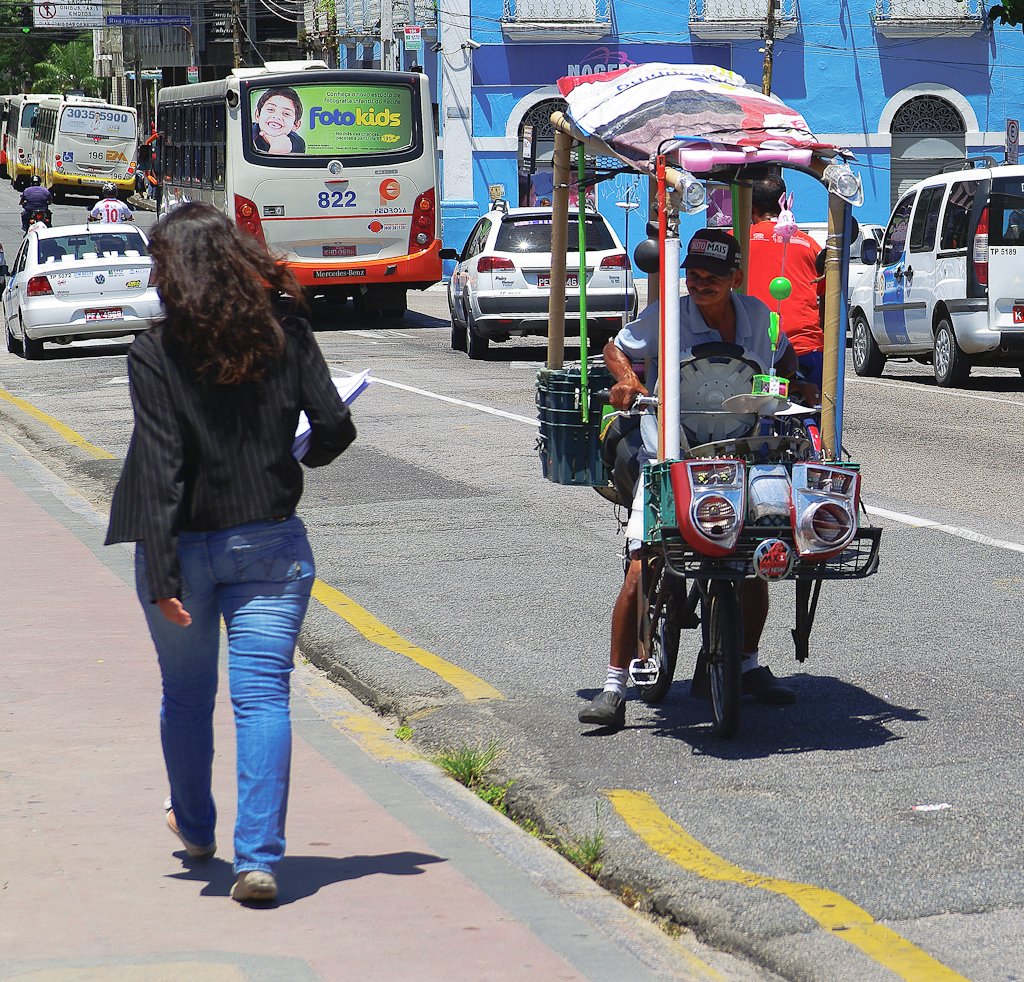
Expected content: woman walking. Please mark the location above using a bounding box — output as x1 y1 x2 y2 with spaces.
106 202 355 903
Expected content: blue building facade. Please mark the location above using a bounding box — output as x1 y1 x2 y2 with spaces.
434 0 1018 263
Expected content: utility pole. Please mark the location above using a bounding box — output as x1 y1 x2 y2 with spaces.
761 0 776 96
381 0 394 71
232 0 242 68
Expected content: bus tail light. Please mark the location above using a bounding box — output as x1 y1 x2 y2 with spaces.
973 205 989 287
234 194 266 247
409 188 435 250
27 275 52 297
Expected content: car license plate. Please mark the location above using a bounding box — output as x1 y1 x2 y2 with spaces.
536 273 579 288
85 307 123 322
1014 305 1024 324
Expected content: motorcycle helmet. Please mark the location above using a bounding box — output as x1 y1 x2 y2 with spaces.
102 182 117 195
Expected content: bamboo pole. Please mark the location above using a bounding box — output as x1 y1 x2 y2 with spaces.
547 126 572 369
820 191 848 460
733 183 752 294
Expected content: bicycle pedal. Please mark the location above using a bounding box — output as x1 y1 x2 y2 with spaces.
628 657 660 688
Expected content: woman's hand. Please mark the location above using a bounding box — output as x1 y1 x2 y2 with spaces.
157 597 192 626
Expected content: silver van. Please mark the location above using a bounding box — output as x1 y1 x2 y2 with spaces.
849 157 1024 386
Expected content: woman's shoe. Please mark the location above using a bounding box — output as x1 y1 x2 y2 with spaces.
166 807 216 861
232 870 278 903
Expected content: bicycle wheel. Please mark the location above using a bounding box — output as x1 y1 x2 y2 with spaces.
705 579 743 738
635 567 680 704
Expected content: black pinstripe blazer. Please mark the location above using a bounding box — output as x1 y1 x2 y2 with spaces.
106 316 355 601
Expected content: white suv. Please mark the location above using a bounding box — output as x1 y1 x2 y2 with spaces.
849 157 1024 386
446 201 638 359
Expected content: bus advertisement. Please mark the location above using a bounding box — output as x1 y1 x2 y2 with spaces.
156 66 441 317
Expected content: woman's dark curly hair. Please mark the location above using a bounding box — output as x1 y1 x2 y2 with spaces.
148 202 307 385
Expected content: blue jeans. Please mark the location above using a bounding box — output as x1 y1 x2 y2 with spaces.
135 516 315 875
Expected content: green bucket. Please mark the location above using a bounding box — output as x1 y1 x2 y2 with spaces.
536 363 613 486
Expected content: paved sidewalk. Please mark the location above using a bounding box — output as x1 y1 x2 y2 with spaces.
0 443 745 982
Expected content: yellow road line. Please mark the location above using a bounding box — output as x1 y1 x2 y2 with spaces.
311 579 504 702
0 387 113 460
606 790 971 982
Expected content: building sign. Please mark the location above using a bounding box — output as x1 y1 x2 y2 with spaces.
472 42 730 87
488 183 505 201
35 2 103 29
403 25 422 51
249 83 413 156
187 66 199 84
1008 119 1019 166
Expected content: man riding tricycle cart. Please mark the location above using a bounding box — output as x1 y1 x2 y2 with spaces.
534 63 882 738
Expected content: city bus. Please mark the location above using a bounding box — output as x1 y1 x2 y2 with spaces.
33 98 137 200
0 96 12 169
6 93 59 188
155 63 442 317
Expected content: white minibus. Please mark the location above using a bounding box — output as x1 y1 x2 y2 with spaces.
155 64 442 316
6 94 58 188
33 99 137 199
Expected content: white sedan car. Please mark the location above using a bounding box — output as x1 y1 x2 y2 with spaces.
3 223 161 359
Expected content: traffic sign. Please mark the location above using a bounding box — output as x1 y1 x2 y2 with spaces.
1007 119 1019 165
106 14 191 26
403 25 422 51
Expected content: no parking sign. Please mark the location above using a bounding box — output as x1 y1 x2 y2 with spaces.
1007 119 1019 165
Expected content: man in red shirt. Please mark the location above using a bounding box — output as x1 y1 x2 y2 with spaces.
746 175 824 387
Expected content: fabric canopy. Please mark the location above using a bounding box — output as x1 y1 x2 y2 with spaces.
557 63 841 174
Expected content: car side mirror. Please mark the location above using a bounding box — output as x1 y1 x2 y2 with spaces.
0 264 9 277
439 248 457 260
861 239 878 265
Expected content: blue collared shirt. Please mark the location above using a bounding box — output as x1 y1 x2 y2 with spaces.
613 292 790 376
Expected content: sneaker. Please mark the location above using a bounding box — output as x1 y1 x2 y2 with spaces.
166 808 216 861
578 690 626 729
232 870 278 903
742 666 797 705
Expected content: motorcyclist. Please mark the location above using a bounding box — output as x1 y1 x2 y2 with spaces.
578 228 820 731
20 176 52 232
89 183 134 224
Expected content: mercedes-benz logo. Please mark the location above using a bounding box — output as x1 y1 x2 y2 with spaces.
95 274 105 284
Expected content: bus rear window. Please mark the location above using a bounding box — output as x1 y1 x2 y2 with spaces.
60 106 136 139
248 83 414 157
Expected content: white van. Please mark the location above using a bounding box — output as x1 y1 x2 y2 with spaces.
849 157 1024 386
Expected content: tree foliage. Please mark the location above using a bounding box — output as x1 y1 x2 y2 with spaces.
989 1 1024 30
32 39 101 96
0 8 56 95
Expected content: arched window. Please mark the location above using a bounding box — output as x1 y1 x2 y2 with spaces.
518 97 567 206
889 95 965 207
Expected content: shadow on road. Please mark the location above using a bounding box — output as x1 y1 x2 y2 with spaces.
21 340 133 361
167 850 447 906
579 674 926 759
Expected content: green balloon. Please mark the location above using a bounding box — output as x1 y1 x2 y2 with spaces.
769 276 792 300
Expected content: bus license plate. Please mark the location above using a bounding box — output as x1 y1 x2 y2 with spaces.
86 307 123 322
1014 305 1024 324
323 245 356 257
537 273 578 288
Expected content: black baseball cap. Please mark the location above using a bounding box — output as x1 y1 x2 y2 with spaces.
682 229 742 276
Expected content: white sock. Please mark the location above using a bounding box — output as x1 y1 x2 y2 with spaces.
741 650 759 674
603 665 628 698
